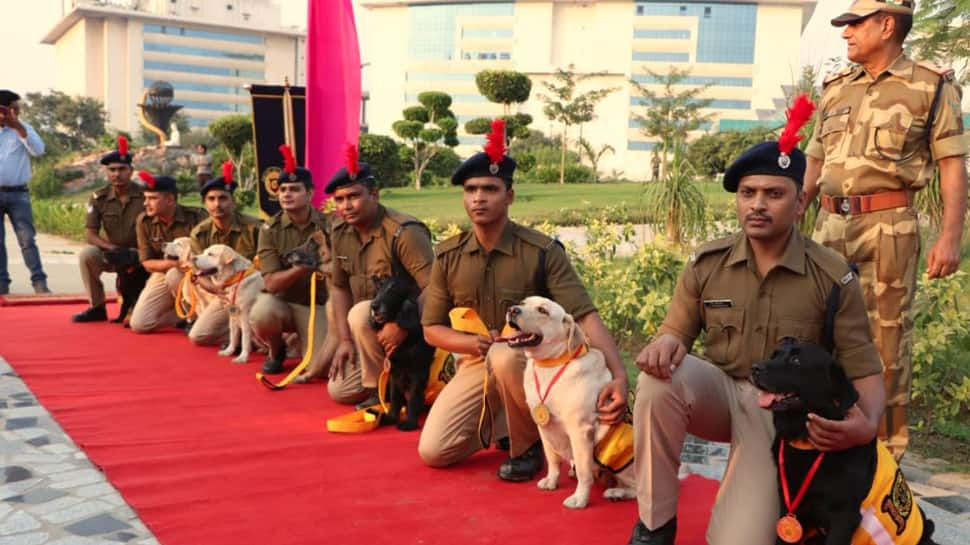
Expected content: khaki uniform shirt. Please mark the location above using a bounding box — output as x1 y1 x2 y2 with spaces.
330 205 434 304
257 207 331 306
135 205 205 262
189 212 262 259
85 183 145 249
659 230 882 380
806 54 968 196
422 221 596 331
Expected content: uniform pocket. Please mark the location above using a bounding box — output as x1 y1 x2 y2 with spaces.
101 212 122 234
773 318 823 347
703 308 744 363
869 111 915 162
820 107 850 160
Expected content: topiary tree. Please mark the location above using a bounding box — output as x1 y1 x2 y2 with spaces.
465 70 535 144
359 133 408 187
208 114 253 188
392 91 459 190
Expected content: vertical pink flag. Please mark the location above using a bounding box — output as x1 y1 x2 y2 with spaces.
305 0 362 208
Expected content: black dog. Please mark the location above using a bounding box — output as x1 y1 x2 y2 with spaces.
751 339 935 545
102 248 148 325
368 275 434 431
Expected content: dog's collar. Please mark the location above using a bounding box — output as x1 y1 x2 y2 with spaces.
222 264 259 288
533 343 588 368
785 439 816 451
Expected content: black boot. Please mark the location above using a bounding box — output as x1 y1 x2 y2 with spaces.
72 305 107 323
497 440 544 482
260 342 287 374
354 389 381 410
627 518 676 545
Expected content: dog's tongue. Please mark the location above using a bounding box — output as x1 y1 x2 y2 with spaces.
757 391 780 409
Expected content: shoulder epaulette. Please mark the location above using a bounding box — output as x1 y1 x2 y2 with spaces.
805 240 856 286
823 66 855 87
264 211 284 228
238 213 262 226
513 224 555 250
435 232 470 256
383 207 422 228
688 235 737 264
915 60 955 81
92 186 109 200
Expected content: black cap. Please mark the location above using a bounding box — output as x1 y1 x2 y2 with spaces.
723 141 806 193
324 163 375 194
100 150 132 166
280 167 314 190
200 177 237 197
141 175 178 194
450 151 516 186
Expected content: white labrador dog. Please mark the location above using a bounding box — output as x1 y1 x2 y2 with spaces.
507 296 636 509
161 236 197 313
193 244 265 363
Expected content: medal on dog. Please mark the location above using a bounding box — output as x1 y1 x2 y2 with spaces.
532 404 551 426
776 515 802 543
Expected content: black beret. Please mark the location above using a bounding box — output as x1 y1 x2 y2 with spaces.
100 150 133 166
279 167 314 190
200 177 237 197
324 163 375 194
450 151 516 186
142 175 178 194
722 141 806 193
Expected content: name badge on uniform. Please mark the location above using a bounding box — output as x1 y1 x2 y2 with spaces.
703 299 733 309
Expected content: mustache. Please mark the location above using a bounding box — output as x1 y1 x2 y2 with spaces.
745 213 771 222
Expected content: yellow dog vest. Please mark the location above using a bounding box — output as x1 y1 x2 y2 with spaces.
851 441 923 545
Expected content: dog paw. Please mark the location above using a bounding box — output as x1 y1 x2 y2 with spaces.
537 476 558 491
231 354 249 364
603 487 636 501
562 493 589 509
218 348 233 357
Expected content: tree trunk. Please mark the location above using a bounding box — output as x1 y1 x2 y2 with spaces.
559 125 567 185
413 146 422 191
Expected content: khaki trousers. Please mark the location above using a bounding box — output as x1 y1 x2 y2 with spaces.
634 355 777 545
188 297 229 346
326 299 385 404
249 293 330 371
129 269 181 333
78 245 114 307
418 342 529 467
813 207 919 458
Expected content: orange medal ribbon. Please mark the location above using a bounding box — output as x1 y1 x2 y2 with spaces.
777 440 825 544
531 344 586 426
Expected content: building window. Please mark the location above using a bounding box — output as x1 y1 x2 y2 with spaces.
148 79 245 95
180 99 249 113
627 141 657 151
633 2 757 64
409 3 514 60
631 74 753 87
144 24 264 45
704 7 712 18
633 51 690 62
708 99 752 109
144 60 264 80
634 29 691 40
144 42 265 62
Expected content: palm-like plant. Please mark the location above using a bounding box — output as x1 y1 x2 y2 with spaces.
577 138 615 183
641 144 706 246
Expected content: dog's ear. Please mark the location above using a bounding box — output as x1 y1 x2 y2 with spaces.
178 244 193 265
830 360 859 416
219 248 236 266
563 313 586 352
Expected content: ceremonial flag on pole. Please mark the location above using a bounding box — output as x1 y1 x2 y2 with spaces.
306 0 362 209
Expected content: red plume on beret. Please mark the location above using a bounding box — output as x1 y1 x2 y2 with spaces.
279 144 296 175
484 118 506 166
778 94 815 156
221 160 233 185
137 170 155 189
118 135 129 157
345 143 360 180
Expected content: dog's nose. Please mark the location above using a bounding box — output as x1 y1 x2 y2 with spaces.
509 306 521 317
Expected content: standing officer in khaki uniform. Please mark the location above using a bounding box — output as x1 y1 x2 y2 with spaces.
186 166 261 346
627 136 885 545
72 138 144 322
419 123 627 482
803 0 969 459
129 174 205 333
249 161 331 375
326 156 435 406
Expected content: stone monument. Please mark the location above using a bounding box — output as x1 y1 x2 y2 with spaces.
138 81 183 147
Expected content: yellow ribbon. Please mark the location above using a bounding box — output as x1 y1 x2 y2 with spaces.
257 271 320 390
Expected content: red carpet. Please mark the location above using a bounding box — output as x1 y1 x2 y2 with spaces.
0 304 718 545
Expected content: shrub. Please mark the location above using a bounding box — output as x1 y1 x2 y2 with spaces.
236 189 257 209
911 271 970 425
31 200 87 241
28 162 65 199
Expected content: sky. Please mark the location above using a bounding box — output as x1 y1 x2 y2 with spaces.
2 0 846 96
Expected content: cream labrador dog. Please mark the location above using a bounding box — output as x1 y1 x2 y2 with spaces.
507 296 636 509
162 236 197 313
193 244 265 363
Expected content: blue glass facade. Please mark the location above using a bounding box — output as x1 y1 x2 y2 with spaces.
144 60 264 80
144 42 264 62
630 97 749 110
632 74 752 87
179 99 249 113
143 24 264 45
629 118 711 130
719 119 775 130
147 80 245 96
628 141 657 151
633 51 690 62
634 29 691 39
408 3 514 60
633 2 757 64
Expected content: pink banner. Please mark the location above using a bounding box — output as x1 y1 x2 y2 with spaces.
305 0 362 208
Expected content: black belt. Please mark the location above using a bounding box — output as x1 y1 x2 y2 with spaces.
0 185 28 192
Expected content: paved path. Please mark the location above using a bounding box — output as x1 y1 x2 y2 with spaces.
2 219 111 297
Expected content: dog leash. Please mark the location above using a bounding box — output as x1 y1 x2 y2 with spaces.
776 439 825 544
174 270 198 320
257 271 321 390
